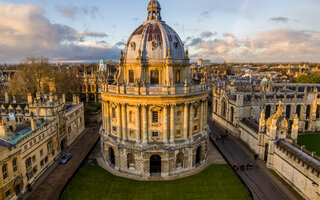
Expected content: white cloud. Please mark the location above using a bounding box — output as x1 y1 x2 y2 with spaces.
0 2 120 63
189 28 320 62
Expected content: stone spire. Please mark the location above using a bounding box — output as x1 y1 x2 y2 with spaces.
147 0 162 20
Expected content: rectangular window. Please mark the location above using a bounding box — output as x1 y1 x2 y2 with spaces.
317 105 320 119
40 160 44 167
194 125 198 132
68 125 71 133
40 149 43 157
112 108 116 119
112 126 117 133
150 70 159 85
13 159 18 172
5 189 11 198
25 158 32 170
32 155 36 163
2 164 8 180
152 111 159 123
176 130 181 137
45 156 48 163
152 131 159 138
47 140 53 152
296 105 301 118
129 70 134 83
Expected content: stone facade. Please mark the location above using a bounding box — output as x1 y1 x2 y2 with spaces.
100 0 210 178
212 82 320 136
236 103 320 200
0 93 85 200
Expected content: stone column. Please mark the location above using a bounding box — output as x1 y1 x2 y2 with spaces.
183 103 189 139
136 106 141 143
200 101 203 132
142 105 148 144
116 104 122 140
189 104 194 139
163 105 168 143
106 102 111 135
170 105 175 143
121 104 127 141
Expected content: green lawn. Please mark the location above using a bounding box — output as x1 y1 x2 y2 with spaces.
298 134 320 156
62 165 249 200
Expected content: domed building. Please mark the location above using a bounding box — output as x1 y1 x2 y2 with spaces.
100 0 210 178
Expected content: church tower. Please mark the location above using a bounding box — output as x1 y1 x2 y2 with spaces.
100 0 210 178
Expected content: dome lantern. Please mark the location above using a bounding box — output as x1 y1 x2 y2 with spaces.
147 0 161 21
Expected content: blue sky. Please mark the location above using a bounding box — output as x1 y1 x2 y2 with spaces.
1 0 320 63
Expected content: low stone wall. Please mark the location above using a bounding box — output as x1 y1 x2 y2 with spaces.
273 141 320 200
239 122 259 153
85 111 102 125
212 113 238 136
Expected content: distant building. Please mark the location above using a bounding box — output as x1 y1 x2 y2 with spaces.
0 93 84 199
197 59 210 67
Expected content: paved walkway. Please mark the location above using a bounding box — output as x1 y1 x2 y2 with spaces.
208 114 299 200
24 125 101 200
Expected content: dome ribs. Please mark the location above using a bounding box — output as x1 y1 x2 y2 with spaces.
147 24 162 42
132 25 146 36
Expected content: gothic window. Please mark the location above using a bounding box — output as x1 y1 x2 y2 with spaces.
296 105 301 118
230 107 234 123
286 105 291 119
265 105 271 119
129 70 134 84
152 111 159 123
194 125 198 132
221 99 227 118
150 70 159 85
316 105 320 119
12 158 17 173
112 108 116 119
306 105 311 119
2 164 8 180
175 69 181 83
305 121 309 130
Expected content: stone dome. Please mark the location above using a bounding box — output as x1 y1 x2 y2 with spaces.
124 0 185 61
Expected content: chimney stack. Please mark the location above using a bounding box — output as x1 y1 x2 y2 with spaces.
31 118 37 131
4 93 9 103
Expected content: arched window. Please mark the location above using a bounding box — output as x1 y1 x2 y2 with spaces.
108 147 115 168
296 105 301 118
129 111 134 123
265 105 271 119
195 146 202 165
306 105 311 119
286 105 291 119
194 106 198 119
230 107 234 123
2 164 8 180
221 99 227 118
316 105 320 119
127 153 135 169
175 70 181 83
176 153 184 168
150 70 159 85
177 110 182 122
129 70 134 84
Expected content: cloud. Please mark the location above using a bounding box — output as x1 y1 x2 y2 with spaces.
223 33 235 38
201 31 216 38
270 17 289 23
0 2 119 63
199 9 214 21
115 42 125 47
56 5 99 20
188 28 320 62
77 31 108 38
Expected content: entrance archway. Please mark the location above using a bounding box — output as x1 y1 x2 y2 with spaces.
150 155 161 176
60 138 67 151
108 147 115 168
196 146 201 165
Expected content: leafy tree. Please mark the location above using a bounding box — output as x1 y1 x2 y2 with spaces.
291 75 320 84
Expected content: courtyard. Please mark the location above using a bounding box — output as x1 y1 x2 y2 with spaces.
298 134 320 156
62 164 249 200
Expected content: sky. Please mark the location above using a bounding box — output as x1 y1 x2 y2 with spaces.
1 0 320 63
